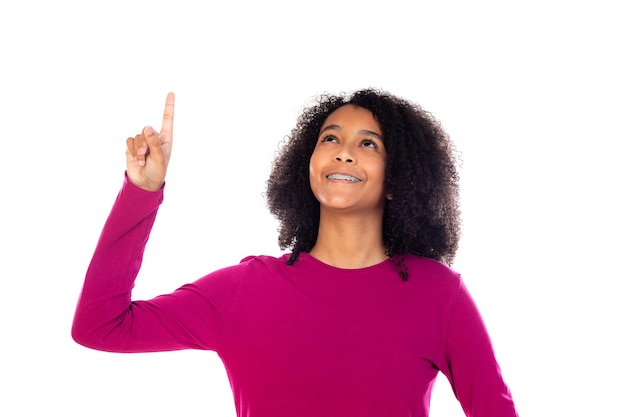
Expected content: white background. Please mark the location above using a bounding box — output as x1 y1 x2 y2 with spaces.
1 1 624 416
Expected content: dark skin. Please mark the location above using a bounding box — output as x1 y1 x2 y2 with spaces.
308 104 390 269
266 89 461 277
126 92 175 191
126 94 390 269
127 90 461 278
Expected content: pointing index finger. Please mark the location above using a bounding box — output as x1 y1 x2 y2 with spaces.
160 92 175 139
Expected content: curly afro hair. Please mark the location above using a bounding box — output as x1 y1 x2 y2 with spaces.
266 88 461 280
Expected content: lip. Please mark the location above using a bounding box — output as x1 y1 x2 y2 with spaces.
326 172 362 182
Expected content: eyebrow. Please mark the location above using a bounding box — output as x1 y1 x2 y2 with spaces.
319 124 383 140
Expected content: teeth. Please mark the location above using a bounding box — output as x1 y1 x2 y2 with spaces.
327 174 361 182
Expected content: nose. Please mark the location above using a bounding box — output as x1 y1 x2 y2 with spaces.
335 147 355 163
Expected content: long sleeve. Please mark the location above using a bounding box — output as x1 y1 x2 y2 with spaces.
441 280 518 416
71 174 241 353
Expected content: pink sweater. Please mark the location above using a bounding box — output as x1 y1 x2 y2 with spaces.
72 176 518 417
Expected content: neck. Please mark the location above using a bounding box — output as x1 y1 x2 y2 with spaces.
309 210 387 269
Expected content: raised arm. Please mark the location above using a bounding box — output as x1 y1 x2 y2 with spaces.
71 92 230 353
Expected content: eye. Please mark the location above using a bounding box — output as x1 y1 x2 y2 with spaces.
321 134 338 143
362 139 378 149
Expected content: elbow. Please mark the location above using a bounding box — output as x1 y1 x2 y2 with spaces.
71 321 92 349
71 317 104 351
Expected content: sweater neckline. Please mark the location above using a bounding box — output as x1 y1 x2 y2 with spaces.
298 252 391 273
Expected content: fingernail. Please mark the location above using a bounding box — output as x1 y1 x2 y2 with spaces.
145 127 154 136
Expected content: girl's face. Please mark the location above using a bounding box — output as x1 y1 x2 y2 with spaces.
309 104 387 216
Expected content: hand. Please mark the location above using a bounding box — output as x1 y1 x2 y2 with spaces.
125 92 175 191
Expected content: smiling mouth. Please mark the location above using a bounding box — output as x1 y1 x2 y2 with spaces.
327 174 362 182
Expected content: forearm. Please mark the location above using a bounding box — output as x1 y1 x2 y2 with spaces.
71 174 164 351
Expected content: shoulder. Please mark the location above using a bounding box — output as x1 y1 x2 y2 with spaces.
404 254 460 277
233 253 293 276
238 253 290 267
188 254 289 295
403 254 462 294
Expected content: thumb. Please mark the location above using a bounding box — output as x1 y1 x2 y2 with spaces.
143 126 164 163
